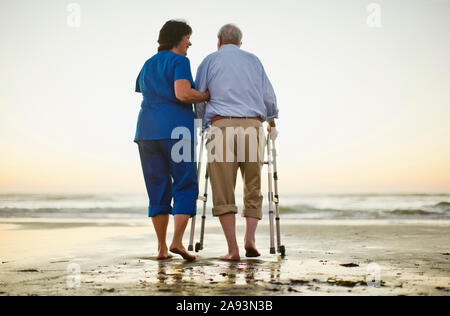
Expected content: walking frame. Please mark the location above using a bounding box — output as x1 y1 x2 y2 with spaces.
188 131 208 252
188 129 286 257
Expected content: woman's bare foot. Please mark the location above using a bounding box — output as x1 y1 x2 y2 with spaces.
157 252 173 260
219 253 241 261
169 245 196 261
170 215 195 261
157 246 173 260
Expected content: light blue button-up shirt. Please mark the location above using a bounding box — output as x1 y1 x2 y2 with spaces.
194 44 278 128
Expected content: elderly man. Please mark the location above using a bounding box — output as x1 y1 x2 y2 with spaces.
195 24 279 261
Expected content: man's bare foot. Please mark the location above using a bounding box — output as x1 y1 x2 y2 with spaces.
169 245 196 261
244 247 261 258
219 254 241 261
244 241 261 258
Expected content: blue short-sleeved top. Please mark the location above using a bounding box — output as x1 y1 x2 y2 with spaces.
134 51 196 142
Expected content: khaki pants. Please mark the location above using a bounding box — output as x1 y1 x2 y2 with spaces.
206 118 265 220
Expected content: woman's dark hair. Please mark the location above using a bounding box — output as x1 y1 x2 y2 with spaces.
158 20 192 52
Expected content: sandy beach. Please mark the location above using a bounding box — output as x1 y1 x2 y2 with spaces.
0 217 449 296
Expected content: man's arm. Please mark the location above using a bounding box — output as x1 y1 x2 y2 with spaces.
262 67 278 124
260 61 279 137
194 59 209 125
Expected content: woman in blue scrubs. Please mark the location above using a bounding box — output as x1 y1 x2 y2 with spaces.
135 20 209 260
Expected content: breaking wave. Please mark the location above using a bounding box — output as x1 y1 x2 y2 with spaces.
1 194 449 220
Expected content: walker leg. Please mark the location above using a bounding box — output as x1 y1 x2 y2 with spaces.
189 132 206 252
188 217 196 251
271 137 285 257
196 167 209 252
267 132 276 254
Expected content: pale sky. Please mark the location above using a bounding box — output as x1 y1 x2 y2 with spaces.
0 0 449 194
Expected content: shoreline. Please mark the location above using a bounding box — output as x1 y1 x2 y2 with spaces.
1 217 449 296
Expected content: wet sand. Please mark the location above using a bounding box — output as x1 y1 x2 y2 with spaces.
0 218 449 296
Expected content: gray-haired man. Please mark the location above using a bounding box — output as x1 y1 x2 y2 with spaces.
195 24 279 261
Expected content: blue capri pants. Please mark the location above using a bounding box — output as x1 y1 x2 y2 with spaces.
138 139 198 218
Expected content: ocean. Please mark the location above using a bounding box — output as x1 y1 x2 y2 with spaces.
0 193 449 220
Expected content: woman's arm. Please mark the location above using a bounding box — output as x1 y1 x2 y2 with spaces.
174 79 210 104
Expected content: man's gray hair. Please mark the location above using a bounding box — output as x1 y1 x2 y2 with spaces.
218 24 242 44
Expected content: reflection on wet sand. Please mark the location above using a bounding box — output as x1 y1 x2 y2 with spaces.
146 258 284 294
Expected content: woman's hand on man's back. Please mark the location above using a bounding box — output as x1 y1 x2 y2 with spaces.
175 79 210 104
